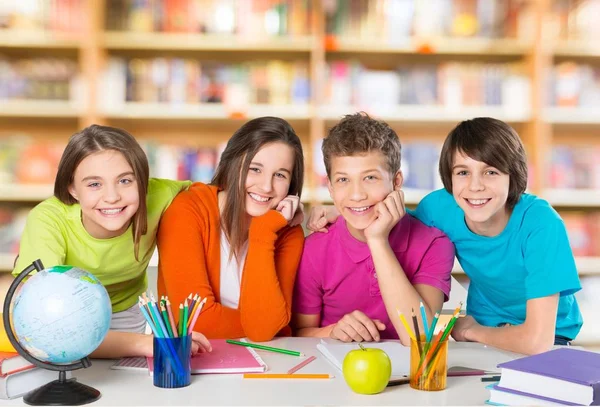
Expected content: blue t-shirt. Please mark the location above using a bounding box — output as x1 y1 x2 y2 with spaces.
412 189 583 340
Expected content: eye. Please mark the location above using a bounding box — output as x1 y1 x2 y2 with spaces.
485 170 499 176
249 167 260 174
455 170 468 176
87 182 101 188
120 178 133 184
365 175 377 181
336 177 348 183
274 172 287 179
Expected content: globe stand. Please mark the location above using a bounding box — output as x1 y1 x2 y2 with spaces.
2 259 102 405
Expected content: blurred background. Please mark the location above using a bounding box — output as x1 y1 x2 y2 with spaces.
0 0 598 345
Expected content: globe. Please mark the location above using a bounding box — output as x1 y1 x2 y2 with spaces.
11 265 112 364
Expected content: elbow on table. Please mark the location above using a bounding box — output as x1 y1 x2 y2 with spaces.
524 331 555 355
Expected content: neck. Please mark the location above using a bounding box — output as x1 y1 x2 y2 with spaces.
465 207 511 237
346 222 367 242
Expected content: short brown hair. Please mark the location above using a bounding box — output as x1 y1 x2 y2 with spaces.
55 124 150 260
439 117 528 209
322 112 401 178
211 117 304 260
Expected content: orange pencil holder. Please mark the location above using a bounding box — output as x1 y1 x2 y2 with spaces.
409 336 448 391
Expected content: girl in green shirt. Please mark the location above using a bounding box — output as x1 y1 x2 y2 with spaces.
11 124 211 358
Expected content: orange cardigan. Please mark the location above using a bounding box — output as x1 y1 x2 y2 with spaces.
157 182 304 341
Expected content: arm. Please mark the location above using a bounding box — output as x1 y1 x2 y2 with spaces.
157 193 245 338
239 211 304 341
456 295 558 355
294 313 334 337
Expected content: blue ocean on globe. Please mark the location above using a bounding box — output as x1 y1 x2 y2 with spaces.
11 265 112 364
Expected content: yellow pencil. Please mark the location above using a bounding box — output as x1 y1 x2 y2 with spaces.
396 309 416 341
243 373 332 379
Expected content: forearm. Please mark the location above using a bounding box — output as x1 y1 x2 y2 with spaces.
296 325 334 338
90 331 152 358
369 240 430 345
467 322 554 355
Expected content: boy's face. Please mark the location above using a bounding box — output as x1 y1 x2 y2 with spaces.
328 151 402 238
451 151 511 236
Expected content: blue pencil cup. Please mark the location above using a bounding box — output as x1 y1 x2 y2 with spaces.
153 336 191 388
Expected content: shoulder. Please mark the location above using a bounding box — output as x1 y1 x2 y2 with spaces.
148 178 191 197
517 194 564 231
413 189 459 228
167 182 218 211
28 197 69 224
418 188 457 211
303 219 342 252
405 214 450 241
277 224 305 246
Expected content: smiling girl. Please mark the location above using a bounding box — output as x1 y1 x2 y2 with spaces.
12 125 211 358
157 116 305 341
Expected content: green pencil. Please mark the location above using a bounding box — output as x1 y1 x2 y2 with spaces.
178 304 184 337
226 339 305 356
182 299 189 337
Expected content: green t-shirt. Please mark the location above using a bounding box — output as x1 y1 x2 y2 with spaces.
13 178 191 313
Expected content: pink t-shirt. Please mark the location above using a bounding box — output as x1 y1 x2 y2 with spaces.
293 214 454 339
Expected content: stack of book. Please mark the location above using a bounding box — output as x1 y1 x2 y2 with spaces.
0 352 66 400
487 348 600 406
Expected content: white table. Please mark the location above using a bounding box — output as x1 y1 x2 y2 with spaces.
4 338 523 406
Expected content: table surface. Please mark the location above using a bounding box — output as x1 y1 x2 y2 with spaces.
4 338 526 406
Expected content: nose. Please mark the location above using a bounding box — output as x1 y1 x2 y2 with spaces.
103 184 121 204
257 173 274 194
468 174 485 192
349 181 367 201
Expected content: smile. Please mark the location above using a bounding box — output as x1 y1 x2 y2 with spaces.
465 199 490 207
98 207 126 215
347 205 374 214
248 192 272 203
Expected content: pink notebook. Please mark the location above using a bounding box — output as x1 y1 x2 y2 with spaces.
146 339 267 375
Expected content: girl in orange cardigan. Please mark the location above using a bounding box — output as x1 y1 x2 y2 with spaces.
157 117 305 341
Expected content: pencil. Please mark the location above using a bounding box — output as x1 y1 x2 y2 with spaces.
160 303 173 338
419 301 429 340
427 312 440 342
226 339 305 357
411 308 422 356
188 294 198 318
165 299 178 338
396 309 416 341
187 296 201 328
178 304 184 337
187 297 207 336
243 373 331 379
287 356 316 374
182 299 189 337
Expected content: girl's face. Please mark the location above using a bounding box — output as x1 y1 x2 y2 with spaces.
451 151 511 237
244 142 294 218
68 150 140 239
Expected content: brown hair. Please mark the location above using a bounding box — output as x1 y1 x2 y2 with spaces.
322 112 401 178
211 117 304 260
55 124 150 260
439 117 528 209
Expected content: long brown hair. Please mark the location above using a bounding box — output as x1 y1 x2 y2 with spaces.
211 117 304 259
54 124 150 260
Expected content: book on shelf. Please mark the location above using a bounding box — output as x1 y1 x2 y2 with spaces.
496 348 600 406
552 62 600 108
0 0 82 33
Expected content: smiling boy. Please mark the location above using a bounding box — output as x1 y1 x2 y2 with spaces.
292 113 454 345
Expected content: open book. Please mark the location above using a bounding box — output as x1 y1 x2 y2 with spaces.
113 339 267 375
317 339 410 377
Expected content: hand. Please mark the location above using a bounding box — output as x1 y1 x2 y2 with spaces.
364 190 405 242
276 195 300 223
288 201 305 227
329 310 386 342
190 331 212 355
450 315 479 342
306 205 339 233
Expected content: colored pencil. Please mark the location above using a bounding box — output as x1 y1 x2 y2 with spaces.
187 297 207 335
411 308 422 356
243 373 331 379
287 356 316 374
165 299 178 338
396 309 416 341
178 304 184 337
188 294 198 319
187 296 201 328
427 312 440 342
182 299 189 337
160 303 173 338
226 339 304 357
419 301 429 340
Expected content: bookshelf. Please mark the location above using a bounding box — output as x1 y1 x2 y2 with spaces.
0 0 600 342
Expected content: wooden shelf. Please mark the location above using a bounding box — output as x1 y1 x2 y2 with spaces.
327 37 531 56
544 107 600 125
103 32 314 52
543 189 600 208
102 103 311 121
0 30 81 49
0 100 81 119
554 40 600 58
0 253 15 272
0 184 53 202
320 105 531 123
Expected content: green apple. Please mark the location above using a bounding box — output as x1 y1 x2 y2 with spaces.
342 344 391 394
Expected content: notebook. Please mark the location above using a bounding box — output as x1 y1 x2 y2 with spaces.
488 384 578 406
316 339 409 377
497 348 600 406
138 339 267 375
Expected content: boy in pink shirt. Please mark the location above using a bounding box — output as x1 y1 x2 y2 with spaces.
293 113 454 344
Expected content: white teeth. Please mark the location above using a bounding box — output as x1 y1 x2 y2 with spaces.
249 193 270 202
100 208 123 215
468 199 489 205
349 206 370 212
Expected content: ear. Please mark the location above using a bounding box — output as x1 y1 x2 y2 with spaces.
393 170 403 191
68 184 79 202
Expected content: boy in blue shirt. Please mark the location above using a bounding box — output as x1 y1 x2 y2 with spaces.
308 117 582 355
